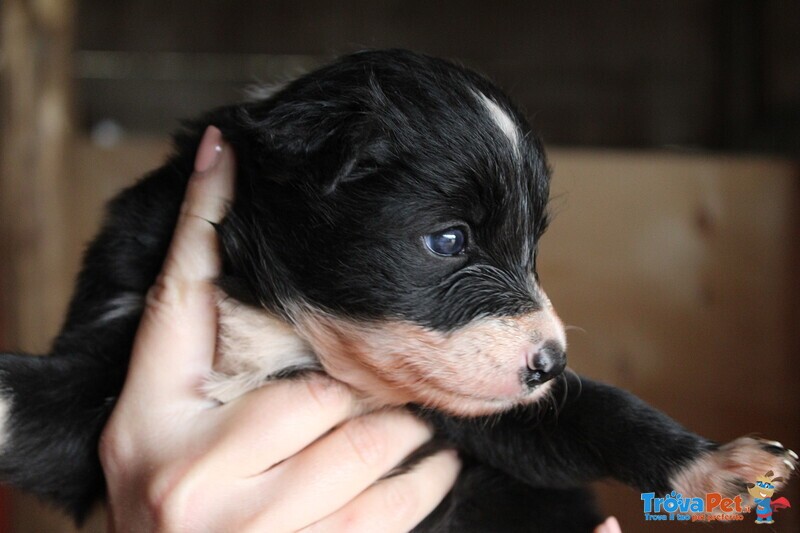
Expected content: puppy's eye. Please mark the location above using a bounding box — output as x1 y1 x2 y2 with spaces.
424 228 466 256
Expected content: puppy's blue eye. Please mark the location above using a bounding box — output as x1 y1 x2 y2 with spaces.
424 228 466 256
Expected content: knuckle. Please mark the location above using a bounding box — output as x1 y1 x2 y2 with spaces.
143 273 212 326
382 476 418 517
304 375 351 411
98 423 137 478
343 415 388 466
146 273 184 311
146 473 194 531
97 430 123 475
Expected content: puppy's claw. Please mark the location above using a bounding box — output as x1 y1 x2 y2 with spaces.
761 440 790 457
671 436 796 503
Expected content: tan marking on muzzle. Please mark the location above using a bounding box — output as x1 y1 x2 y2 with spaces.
294 293 566 416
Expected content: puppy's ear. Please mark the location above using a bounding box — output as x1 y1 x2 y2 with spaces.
237 100 382 194
303 120 378 195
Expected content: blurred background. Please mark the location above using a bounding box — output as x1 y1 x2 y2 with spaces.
1 1 798 531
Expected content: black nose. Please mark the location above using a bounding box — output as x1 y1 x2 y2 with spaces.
524 342 566 386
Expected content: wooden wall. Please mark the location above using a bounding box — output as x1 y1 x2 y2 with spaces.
543 150 800 531
74 0 800 154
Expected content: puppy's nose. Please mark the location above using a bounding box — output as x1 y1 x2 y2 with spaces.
524 341 566 386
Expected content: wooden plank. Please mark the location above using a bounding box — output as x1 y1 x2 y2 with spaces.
0 1 81 531
0 0 74 351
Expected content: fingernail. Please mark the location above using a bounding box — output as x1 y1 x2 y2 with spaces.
194 126 223 173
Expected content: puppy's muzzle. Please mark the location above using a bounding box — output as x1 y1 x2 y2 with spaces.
523 341 566 387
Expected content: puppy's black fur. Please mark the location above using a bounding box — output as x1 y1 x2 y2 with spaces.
0 50 794 531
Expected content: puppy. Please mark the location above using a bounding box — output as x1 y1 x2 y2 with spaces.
0 49 795 531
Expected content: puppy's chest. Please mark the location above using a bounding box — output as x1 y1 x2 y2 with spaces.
203 297 320 403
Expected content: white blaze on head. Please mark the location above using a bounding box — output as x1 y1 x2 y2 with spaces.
476 91 521 159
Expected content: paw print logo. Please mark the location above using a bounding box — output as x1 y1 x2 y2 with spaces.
747 470 791 525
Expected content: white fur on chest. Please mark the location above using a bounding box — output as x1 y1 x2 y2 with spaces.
203 296 320 403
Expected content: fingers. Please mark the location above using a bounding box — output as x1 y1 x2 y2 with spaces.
244 410 435 531
161 126 234 285
191 376 359 479
300 449 461 533
126 126 235 400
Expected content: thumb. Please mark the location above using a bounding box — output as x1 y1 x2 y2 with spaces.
126 126 236 401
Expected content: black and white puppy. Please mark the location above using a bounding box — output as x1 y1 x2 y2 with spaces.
0 49 795 531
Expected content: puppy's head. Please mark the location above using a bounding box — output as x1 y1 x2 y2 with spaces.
220 50 564 416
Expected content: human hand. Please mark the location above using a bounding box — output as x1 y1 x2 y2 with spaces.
99 126 461 532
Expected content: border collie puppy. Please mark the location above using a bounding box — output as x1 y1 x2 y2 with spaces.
0 49 795 531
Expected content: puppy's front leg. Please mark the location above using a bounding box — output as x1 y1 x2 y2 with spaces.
422 373 796 501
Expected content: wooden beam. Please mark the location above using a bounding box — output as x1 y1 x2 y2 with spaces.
0 0 74 352
0 1 85 531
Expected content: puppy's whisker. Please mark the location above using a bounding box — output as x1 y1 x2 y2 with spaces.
564 368 583 402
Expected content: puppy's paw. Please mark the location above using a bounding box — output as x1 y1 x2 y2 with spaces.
670 437 796 502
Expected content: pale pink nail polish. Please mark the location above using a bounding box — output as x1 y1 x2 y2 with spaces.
194 126 223 173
